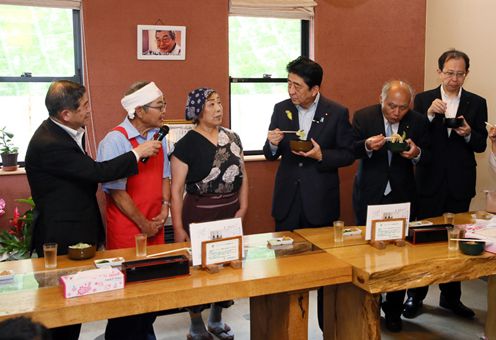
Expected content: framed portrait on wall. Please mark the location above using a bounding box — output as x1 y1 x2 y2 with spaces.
137 25 186 60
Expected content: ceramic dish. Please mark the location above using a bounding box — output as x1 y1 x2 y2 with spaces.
386 141 410 153
0 269 15 283
94 257 125 268
67 243 96 260
290 140 313 152
459 238 485 256
444 117 463 128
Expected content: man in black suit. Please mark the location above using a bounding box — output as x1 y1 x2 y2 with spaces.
263 56 354 231
352 80 430 332
263 56 354 331
403 49 487 320
25 80 161 340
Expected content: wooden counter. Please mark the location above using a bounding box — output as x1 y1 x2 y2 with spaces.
0 232 352 340
295 213 496 340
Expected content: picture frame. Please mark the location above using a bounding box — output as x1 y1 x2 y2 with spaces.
201 235 243 268
371 218 406 242
137 25 186 60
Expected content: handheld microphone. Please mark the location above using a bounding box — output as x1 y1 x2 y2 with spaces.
140 125 169 163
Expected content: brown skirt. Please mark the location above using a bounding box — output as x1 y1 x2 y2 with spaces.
182 192 240 236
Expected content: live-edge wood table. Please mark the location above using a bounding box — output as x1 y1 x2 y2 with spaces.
0 231 351 340
295 213 496 340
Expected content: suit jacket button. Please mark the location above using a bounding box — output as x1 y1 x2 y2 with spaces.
298 162 303 167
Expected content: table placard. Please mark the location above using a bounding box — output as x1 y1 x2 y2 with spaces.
201 236 242 267
189 217 243 266
371 218 406 242
365 202 410 240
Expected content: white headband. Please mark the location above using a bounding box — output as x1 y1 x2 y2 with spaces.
121 82 163 119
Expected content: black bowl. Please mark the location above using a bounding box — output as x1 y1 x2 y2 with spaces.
459 238 485 256
386 141 410 153
444 117 463 128
290 140 313 152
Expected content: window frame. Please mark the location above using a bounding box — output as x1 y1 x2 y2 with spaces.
229 20 310 155
0 8 83 166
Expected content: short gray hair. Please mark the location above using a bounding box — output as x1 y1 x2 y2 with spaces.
380 80 414 104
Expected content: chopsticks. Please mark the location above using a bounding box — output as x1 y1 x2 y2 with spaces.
451 238 491 242
271 130 300 134
146 247 190 258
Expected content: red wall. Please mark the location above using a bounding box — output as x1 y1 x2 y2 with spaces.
0 0 426 232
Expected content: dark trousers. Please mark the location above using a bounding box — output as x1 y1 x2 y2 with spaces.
408 190 471 303
50 324 82 340
105 313 157 340
275 185 329 232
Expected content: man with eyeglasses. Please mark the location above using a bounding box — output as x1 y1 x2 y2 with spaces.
146 30 181 55
351 80 430 332
97 81 171 340
403 49 488 320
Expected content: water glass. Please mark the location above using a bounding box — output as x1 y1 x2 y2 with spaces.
43 243 58 269
135 233 147 257
333 220 344 244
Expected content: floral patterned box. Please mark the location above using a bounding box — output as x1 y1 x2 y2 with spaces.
60 267 124 298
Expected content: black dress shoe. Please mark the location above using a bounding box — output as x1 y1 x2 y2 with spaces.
439 296 475 319
402 297 423 319
385 314 402 332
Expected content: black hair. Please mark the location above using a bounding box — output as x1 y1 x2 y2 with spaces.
286 56 323 88
0 316 51 340
438 49 470 71
45 80 86 118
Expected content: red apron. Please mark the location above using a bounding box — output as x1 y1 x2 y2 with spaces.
105 126 164 249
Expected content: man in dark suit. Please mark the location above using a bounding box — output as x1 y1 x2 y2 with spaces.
403 49 487 320
352 80 430 332
263 56 354 332
263 56 354 231
25 80 161 340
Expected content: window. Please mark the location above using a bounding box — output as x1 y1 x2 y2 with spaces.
229 16 309 154
0 3 82 163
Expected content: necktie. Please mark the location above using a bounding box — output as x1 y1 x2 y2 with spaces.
384 122 392 196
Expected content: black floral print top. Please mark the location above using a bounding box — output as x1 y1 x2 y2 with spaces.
172 127 244 195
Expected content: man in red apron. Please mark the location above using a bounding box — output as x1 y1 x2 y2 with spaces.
97 81 171 340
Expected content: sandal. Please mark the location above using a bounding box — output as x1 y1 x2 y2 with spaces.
207 323 234 340
186 331 214 340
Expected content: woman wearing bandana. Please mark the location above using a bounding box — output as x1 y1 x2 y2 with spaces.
171 88 248 340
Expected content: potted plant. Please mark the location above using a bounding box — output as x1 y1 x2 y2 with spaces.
0 197 34 260
0 126 19 171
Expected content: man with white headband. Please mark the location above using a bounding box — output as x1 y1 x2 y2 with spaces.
97 81 171 340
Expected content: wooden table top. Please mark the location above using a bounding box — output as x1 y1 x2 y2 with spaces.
295 213 496 294
0 232 351 327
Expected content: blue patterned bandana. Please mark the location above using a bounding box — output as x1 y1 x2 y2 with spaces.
185 87 215 121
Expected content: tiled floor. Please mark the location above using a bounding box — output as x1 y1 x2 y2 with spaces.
80 279 487 340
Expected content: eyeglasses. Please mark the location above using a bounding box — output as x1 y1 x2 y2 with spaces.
442 71 466 79
144 102 167 111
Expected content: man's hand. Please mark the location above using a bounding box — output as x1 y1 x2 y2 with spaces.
267 128 284 146
454 116 471 137
139 219 163 237
427 99 447 115
292 138 322 161
133 140 162 159
401 139 420 159
489 126 496 142
365 134 386 151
